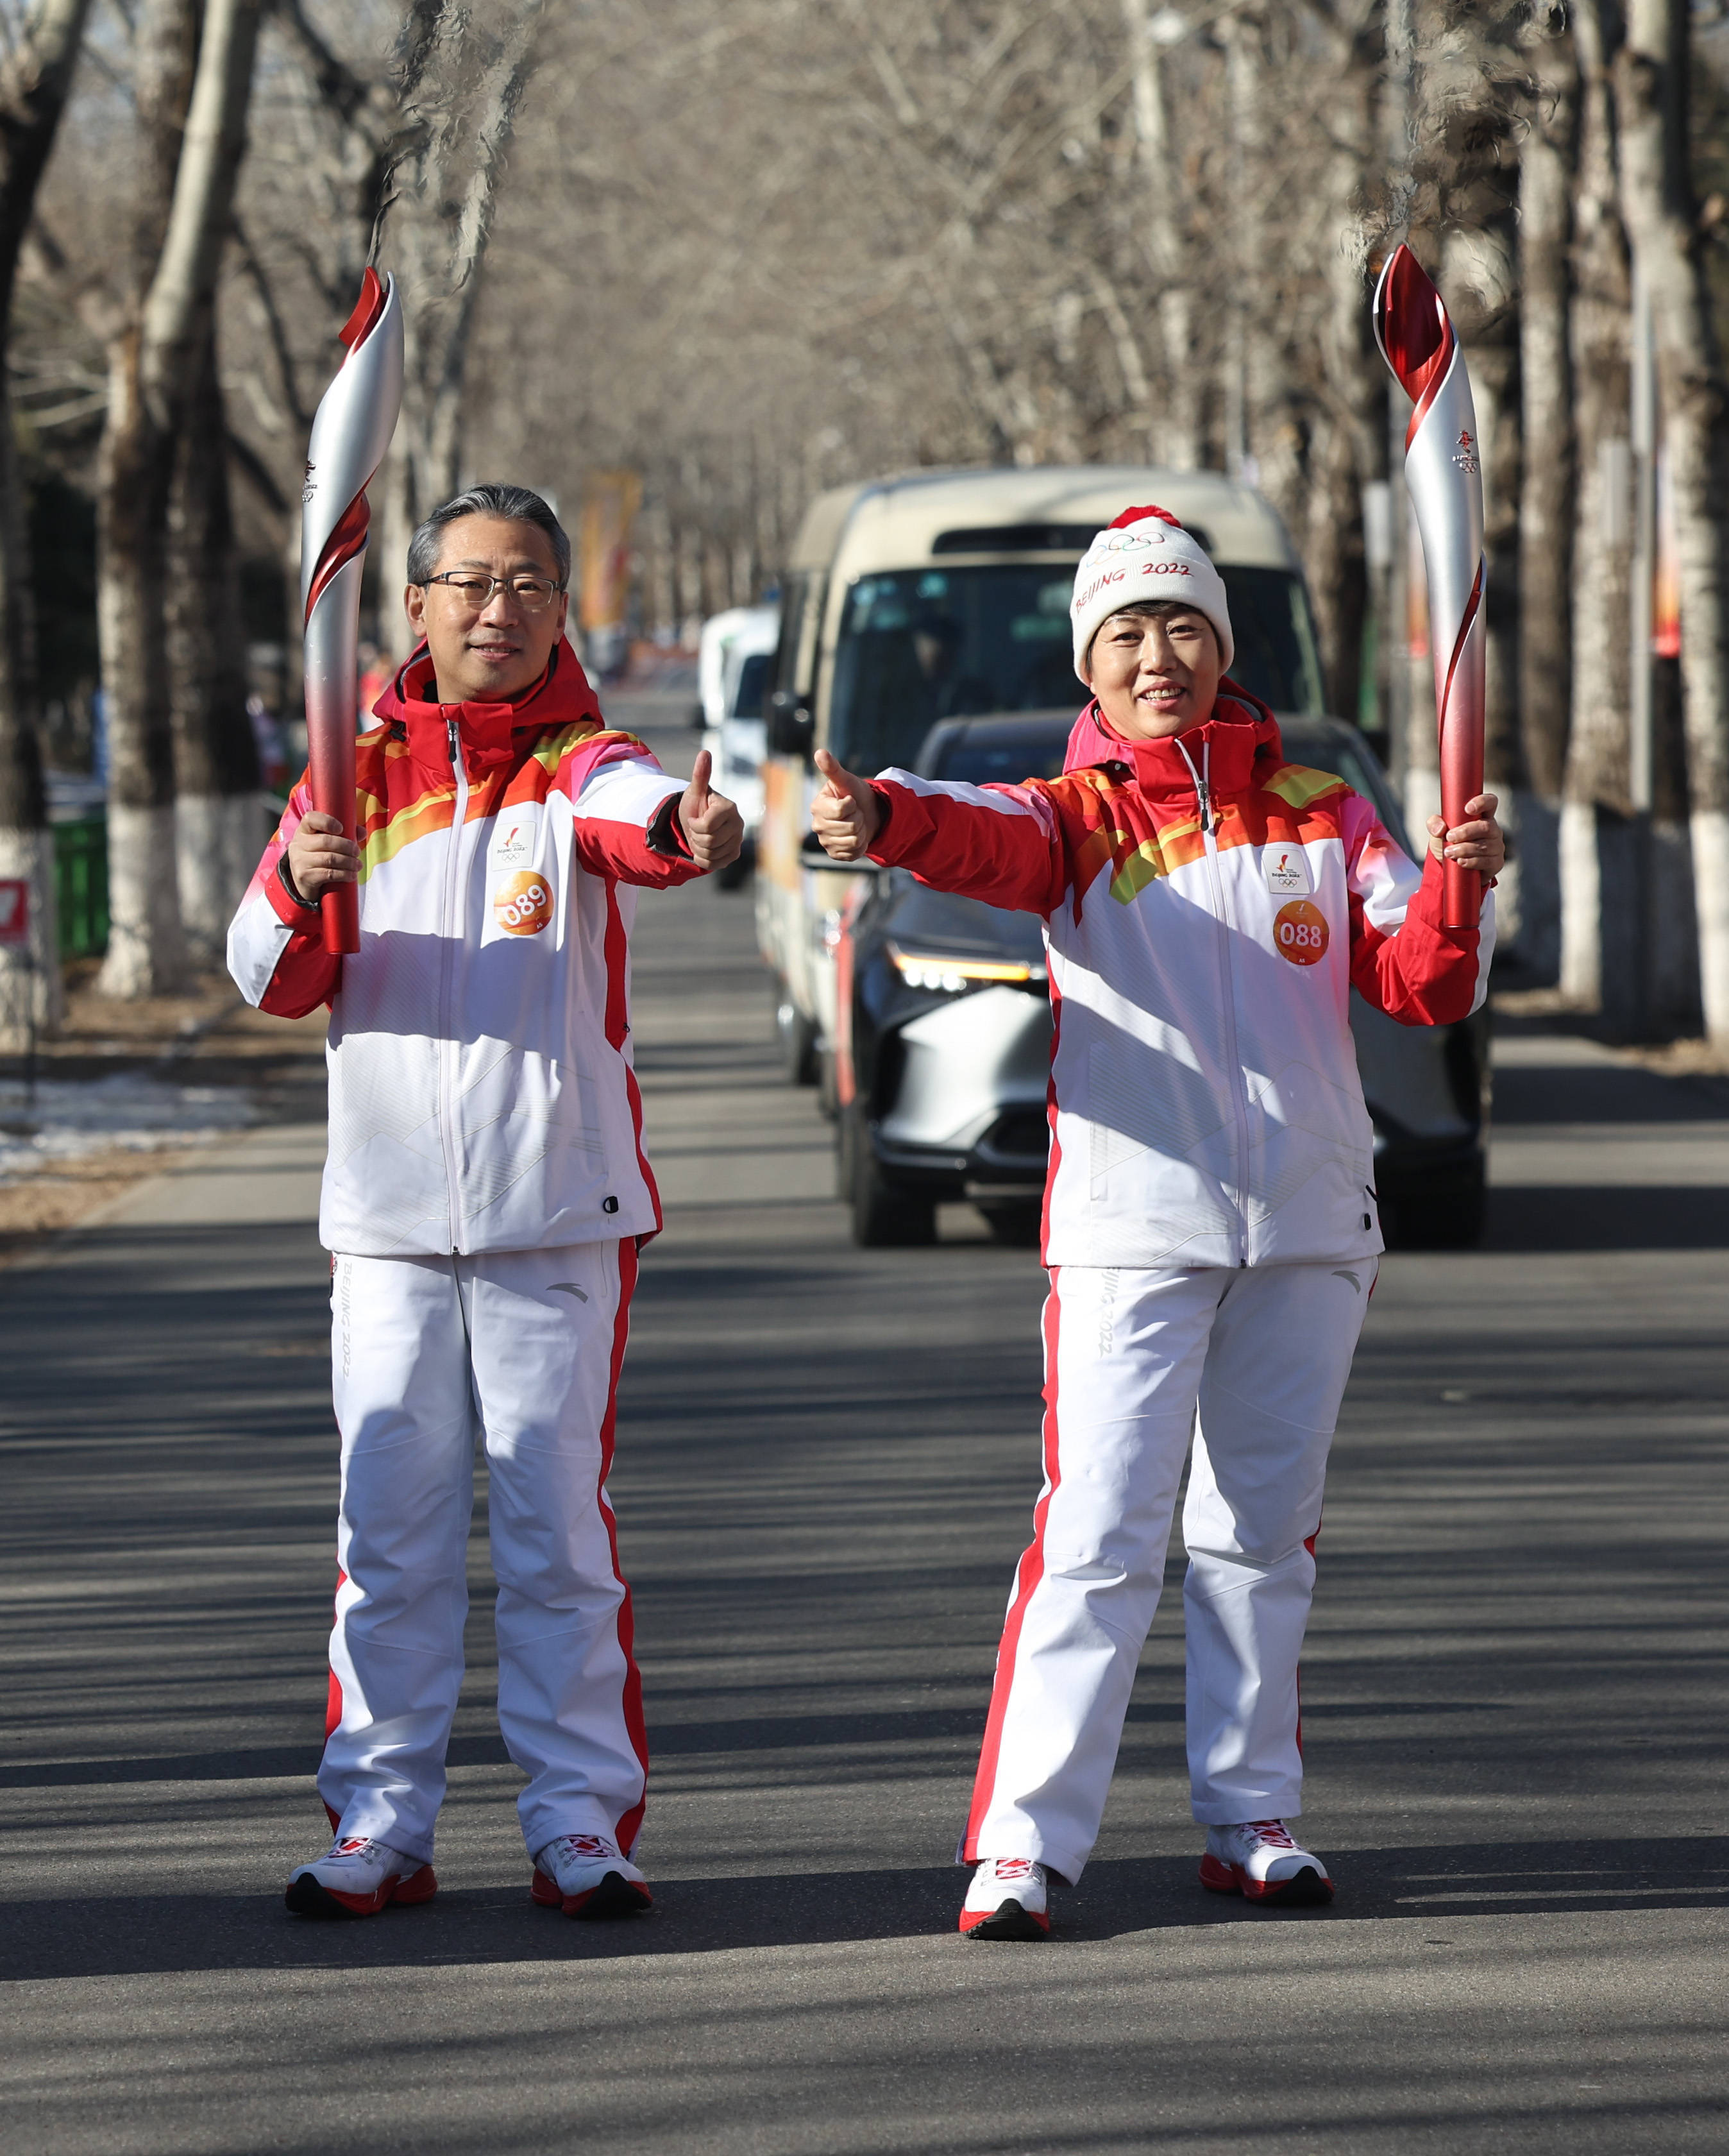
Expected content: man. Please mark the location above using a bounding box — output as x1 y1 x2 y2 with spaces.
810 505 1503 1939
228 484 742 1922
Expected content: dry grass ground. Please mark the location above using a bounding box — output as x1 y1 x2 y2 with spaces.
0 962 326 1266
1492 985 1729 1081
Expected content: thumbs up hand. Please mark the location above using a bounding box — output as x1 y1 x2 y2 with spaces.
679 749 744 873
811 747 882 862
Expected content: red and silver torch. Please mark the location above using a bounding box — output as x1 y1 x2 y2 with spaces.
301 267 404 955
1372 243 1485 931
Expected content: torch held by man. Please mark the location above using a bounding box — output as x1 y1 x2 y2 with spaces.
300 268 404 955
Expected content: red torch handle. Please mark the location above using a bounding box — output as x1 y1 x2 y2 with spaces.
307 742 360 955
321 882 359 955
1442 861 1480 934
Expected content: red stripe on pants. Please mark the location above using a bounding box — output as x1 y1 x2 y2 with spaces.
600 1235 651 1855
1295 1518 1321 1758
961 1268 1065 1863
320 1566 348 1831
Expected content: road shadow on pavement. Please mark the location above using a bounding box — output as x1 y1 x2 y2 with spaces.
1490 1046 1729 1127
1484 1185 1729 1250
7 1838 1726 1982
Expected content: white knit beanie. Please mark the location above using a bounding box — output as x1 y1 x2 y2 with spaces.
1070 505 1234 684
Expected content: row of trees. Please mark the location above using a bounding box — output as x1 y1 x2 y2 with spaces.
0 0 542 1022
2 0 1728 1046
468 0 1729 1037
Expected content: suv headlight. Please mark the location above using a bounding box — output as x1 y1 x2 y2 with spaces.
886 941 1045 995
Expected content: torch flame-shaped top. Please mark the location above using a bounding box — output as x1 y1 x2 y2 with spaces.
339 265 389 355
301 269 404 624
1372 243 1457 450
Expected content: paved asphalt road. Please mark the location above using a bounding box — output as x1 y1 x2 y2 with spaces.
4 694 1727 2154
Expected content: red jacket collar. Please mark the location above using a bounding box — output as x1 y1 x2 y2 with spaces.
372 636 603 781
1063 681 1283 805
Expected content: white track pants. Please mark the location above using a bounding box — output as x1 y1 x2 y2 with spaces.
961 1259 1375 1884
319 1240 646 1865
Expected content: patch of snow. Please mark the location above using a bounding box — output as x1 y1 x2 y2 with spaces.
0 1072 253 1182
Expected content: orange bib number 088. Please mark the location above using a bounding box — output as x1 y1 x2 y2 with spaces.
1273 898 1329 966
494 870 554 937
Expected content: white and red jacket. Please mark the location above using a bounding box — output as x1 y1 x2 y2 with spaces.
228 640 699 1257
866 690 1494 1269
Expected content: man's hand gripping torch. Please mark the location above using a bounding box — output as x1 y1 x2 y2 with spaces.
300 268 404 955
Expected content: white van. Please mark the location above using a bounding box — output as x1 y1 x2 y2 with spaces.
755 465 1326 1082
695 603 779 888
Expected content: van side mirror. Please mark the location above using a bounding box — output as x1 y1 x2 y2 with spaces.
690 700 707 733
767 688 814 761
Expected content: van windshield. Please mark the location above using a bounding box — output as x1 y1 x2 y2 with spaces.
730 650 771 720
827 563 1323 774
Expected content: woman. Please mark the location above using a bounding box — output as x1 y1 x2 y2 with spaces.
809 505 1503 1938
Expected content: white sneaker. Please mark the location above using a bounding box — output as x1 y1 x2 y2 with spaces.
959 1855 1050 1940
285 1834 437 1919
531 1831 652 1919
1201 1820 1334 1905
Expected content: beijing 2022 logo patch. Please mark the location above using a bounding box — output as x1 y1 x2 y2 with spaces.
1263 846 1312 896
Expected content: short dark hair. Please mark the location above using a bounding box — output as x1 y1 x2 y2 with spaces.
406 484 571 587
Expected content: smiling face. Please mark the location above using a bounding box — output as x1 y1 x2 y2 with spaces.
403 513 569 705
1080 601 1222 741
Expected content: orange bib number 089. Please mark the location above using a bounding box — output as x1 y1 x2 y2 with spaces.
1272 898 1329 966
494 870 554 937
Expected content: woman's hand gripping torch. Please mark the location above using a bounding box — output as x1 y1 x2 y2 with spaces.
1372 244 1488 931
300 267 404 955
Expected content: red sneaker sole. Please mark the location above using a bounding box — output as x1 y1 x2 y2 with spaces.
531 1867 652 1919
1199 1853 1333 1905
959 1899 1049 1940
285 1862 437 1919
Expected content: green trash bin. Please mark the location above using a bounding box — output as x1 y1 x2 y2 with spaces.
54 811 109 959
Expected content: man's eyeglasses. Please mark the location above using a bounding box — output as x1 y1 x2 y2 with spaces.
421 573 566 613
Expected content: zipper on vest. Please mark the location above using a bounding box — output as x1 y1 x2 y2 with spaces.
1178 734 1251 1265
1193 743 1215 834
437 714 468 1250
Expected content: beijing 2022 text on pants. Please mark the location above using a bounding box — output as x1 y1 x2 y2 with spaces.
319 1239 646 1867
961 1257 1377 1885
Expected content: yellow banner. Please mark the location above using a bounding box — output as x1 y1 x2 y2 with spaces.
579 471 641 632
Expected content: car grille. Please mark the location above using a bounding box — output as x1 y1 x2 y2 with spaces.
980 1108 1050 1164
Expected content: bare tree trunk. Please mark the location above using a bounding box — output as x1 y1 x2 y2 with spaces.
97 331 189 999
1615 0 1729 1048
1306 414 1369 723
1515 10 1577 982
384 0 544 635
1310 32 1384 731
169 325 262 958
1224 13 1302 523
378 433 416 663
0 0 96 1041
97 0 263 996
248 4 417 668
1122 0 1197 468
1560 0 1633 1012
